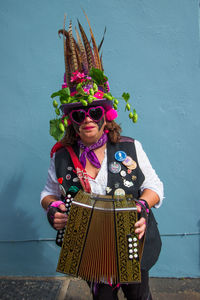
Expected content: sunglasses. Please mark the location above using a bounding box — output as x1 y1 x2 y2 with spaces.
69 106 105 125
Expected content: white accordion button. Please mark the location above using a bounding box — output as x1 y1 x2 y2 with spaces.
129 254 133 259
128 243 133 248
134 254 138 258
128 237 133 242
133 243 137 247
133 237 137 242
129 249 133 254
134 248 138 253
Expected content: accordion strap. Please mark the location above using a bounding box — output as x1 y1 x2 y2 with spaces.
65 145 91 193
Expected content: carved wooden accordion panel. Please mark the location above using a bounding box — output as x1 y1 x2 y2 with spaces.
57 190 142 284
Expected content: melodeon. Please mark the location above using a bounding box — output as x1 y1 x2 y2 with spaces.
56 190 144 284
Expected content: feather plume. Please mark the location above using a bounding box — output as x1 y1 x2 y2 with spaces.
68 20 78 72
58 27 72 87
65 32 73 87
98 27 106 52
73 38 83 72
78 20 94 71
82 10 102 70
62 15 69 85
75 26 88 73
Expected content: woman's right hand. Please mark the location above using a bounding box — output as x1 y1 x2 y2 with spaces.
53 203 68 230
47 201 68 230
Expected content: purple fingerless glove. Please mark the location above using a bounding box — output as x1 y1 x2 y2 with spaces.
47 201 64 228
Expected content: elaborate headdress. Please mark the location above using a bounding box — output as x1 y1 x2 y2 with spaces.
50 12 138 141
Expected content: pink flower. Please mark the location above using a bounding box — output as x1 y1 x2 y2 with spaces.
62 83 67 89
70 70 86 83
83 88 90 95
70 91 78 96
105 81 110 92
94 90 104 99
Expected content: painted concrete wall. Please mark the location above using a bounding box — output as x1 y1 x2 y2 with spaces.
0 0 200 277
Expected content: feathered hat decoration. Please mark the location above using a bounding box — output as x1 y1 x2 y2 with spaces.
50 12 138 141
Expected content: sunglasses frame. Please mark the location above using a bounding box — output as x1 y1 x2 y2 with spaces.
69 106 105 125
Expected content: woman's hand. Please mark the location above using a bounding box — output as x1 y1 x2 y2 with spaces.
47 201 68 230
135 205 146 239
53 203 68 230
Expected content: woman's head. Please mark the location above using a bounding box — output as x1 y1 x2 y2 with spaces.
49 15 137 142
61 119 121 146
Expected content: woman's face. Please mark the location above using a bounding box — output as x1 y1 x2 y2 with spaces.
70 106 106 145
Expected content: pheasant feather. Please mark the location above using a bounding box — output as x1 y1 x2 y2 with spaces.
82 10 102 70
75 26 88 73
68 20 78 72
78 20 94 71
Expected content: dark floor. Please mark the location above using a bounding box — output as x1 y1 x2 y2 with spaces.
0 277 199 300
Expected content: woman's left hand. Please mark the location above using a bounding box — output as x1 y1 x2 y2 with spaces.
135 205 146 239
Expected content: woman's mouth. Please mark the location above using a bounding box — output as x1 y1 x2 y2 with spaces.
83 126 95 130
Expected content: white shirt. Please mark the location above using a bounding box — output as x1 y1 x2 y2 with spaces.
40 140 164 208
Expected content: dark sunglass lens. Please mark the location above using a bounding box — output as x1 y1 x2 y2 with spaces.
89 107 103 121
71 110 85 123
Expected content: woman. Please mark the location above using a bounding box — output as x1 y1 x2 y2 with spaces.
41 15 163 300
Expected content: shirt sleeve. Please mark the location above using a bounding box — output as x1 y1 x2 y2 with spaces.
40 154 61 204
135 140 164 208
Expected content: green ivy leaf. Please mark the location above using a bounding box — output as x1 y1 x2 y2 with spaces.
50 119 64 141
122 92 130 102
51 88 70 99
89 68 108 85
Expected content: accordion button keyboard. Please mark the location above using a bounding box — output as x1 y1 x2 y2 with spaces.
56 193 74 247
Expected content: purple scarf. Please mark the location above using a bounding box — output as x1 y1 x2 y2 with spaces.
78 132 108 169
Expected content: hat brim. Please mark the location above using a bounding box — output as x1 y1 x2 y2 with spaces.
61 99 113 115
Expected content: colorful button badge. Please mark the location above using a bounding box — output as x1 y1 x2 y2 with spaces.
115 151 127 162
109 162 121 173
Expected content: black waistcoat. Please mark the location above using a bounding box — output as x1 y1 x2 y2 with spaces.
55 136 144 198
54 137 161 271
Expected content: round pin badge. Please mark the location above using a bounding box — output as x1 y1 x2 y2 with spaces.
115 151 127 162
114 188 126 196
66 174 71 180
120 170 126 177
109 162 121 173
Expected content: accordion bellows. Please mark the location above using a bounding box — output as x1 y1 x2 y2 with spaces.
57 190 143 284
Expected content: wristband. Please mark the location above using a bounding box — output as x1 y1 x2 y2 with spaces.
47 200 64 210
137 199 150 214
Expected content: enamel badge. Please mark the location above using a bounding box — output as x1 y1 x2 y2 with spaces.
115 151 127 162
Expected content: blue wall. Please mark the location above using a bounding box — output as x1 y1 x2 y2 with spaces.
0 0 200 277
